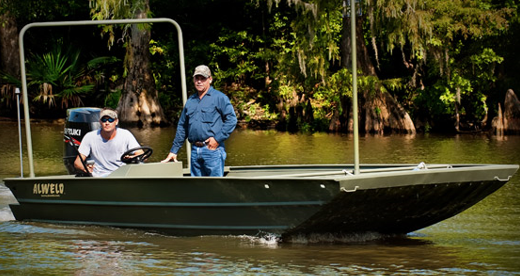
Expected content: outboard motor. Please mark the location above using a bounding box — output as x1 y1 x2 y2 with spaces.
63 107 102 174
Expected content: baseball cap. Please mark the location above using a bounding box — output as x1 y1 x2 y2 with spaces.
99 109 118 119
193 65 211 78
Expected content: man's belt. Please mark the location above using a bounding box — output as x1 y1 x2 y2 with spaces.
193 141 206 147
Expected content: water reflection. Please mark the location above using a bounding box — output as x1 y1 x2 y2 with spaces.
0 221 469 275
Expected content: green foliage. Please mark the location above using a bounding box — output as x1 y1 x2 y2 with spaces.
1 0 518 132
366 0 513 130
149 37 183 118
0 72 21 88
287 2 342 80
209 29 264 86
0 0 90 24
470 48 504 84
26 44 93 108
416 44 505 127
89 0 151 47
1 40 121 112
315 68 352 114
103 89 121 108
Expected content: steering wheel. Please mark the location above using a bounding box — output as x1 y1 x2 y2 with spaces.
120 146 153 164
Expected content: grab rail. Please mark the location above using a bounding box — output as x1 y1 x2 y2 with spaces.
253 164 454 178
494 176 512 182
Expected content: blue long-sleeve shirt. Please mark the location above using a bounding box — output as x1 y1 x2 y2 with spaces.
170 86 237 154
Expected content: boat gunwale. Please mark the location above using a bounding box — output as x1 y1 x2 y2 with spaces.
3 163 518 181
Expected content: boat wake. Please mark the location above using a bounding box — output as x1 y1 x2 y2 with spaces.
235 231 405 246
236 231 281 248
0 183 16 222
0 206 15 221
282 232 403 244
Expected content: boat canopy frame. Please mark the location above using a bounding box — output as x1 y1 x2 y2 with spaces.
18 6 362 178
18 18 190 177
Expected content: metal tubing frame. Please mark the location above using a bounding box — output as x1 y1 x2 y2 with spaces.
350 0 360 174
18 18 188 177
15 88 23 177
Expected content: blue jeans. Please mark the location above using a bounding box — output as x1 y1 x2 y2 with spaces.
190 146 226 176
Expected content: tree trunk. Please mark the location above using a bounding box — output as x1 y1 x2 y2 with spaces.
0 10 20 107
341 17 377 76
503 89 520 133
363 89 416 133
339 14 415 134
118 5 168 127
492 103 504 136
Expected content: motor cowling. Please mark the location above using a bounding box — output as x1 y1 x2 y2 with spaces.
63 107 102 174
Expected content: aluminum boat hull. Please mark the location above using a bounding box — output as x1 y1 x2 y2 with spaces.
4 163 518 238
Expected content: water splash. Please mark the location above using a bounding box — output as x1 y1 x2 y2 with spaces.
235 231 281 248
0 183 16 222
0 206 15 221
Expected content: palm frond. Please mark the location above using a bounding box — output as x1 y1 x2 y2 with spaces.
57 84 95 108
0 71 22 87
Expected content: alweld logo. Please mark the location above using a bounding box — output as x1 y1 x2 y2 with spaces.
33 183 65 197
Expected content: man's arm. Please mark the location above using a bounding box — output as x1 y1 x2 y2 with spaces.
161 152 178 163
122 149 145 161
74 153 93 173
214 95 237 145
167 105 189 155
163 105 189 162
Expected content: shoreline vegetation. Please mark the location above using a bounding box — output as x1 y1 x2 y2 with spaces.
2 88 520 134
1 1 519 134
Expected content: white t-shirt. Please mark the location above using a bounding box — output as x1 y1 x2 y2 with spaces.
78 128 140 177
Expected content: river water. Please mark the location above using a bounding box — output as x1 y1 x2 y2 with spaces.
1 121 519 275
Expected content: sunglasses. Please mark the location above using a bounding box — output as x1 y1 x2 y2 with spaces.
101 117 116 123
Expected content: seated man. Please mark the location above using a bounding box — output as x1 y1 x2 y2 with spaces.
74 108 143 177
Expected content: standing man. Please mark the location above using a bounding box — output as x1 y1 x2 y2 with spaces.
74 108 142 177
162 65 237 176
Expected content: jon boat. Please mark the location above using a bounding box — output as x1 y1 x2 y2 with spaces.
4 17 519 239
4 162 519 238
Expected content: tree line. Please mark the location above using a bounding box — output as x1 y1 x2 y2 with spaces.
0 0 518 134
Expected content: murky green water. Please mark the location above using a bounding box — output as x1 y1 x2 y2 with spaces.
1 121 519 275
